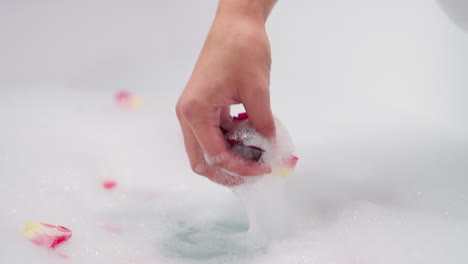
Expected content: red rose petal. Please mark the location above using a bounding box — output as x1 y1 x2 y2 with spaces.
116 91 131 101
233 112 248 121
227 138 240 147
50 233 71 248
23 222 72 249
102 180 117 189
285 155 299 168
115 91 132 108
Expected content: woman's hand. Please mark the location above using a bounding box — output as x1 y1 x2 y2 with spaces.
176 2 276 186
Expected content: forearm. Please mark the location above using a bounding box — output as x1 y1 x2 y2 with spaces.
216 0 277 23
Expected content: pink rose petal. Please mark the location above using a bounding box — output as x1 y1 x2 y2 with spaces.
22 222 72 248
115 91 132 108
115 91 144 109
233 112 248 121
285 155 299 168
102 180 117 189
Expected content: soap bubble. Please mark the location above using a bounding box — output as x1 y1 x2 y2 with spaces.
220 113 299 180
199 113 298 187
219 113 301 239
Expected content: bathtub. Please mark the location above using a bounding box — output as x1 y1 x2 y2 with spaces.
1 0 467 263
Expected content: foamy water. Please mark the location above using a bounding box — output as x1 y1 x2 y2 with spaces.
0 87 467 264
1 0 468 263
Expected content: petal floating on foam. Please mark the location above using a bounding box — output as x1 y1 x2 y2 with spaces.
102 179 117 189
22 222 72 248
131 95 144 107
115 91 132 108
115 91 144 109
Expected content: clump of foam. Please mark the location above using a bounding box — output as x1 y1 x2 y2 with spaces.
220 113 298 178
220 113 300 239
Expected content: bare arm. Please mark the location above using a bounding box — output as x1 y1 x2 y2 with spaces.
217 0 277 22
176 0 277 186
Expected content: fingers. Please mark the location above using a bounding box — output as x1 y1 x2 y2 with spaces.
220 105 231 121
177 99 271 178
241 86 276 138
177 106 246 186
188 111 271 176
176 110 204 170
194 163 245 186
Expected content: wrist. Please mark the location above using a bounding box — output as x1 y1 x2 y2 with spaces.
216 0 277 23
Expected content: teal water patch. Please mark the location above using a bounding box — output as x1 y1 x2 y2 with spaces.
164 219 267 262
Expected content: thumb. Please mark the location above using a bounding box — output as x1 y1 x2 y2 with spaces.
241 87 276 138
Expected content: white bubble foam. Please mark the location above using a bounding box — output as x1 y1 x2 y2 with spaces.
221 116 300 239
1 88 468 264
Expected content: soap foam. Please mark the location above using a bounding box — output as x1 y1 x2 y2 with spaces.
221 115 300 240
1 89 468 264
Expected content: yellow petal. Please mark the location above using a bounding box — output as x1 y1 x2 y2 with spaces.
273 168 293 177
131 96 144 108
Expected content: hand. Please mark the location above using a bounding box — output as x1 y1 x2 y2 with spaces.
176 13 275 186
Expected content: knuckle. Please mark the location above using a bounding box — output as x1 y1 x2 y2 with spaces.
191 160 210 177
177 97 203 121
175 100 183 120
191 166 202 175
191 163 204 175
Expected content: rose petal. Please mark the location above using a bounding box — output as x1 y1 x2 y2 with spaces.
22 222 72 248
233 112 248 121
115 91 144 109
102 180 117 189
131 96 144 108
115 91 132 108
285 155 299 168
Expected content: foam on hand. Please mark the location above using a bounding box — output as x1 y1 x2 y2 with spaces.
220 113 300 239
220 112 298 179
